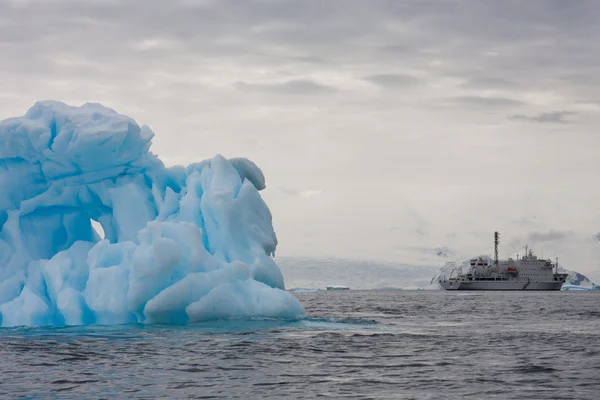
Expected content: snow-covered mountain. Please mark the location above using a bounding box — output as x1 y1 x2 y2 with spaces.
278 257 439 290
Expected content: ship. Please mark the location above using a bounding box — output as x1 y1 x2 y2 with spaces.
440 232 568 291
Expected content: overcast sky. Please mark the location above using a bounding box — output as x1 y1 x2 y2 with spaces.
2 0 600 276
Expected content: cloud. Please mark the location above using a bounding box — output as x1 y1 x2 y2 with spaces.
447 96 525 107
234 79 336 95
509 111 575 123
412 246 455 258
528 230 572 242
459 77 516 89
2 0 600 270
362 73 421 88
298 190 322 198
131 38 181 51
280 188 322 198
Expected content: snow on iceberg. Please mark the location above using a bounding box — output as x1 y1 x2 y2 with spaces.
0 101 304 327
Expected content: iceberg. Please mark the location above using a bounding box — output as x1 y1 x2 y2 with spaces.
0 101 304 327
562 270 599 289
561 284 600 291
561 271 600 291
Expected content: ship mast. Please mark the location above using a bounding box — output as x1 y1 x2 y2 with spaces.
494 231 499 267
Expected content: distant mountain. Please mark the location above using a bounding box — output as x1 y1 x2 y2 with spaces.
277 257 439 290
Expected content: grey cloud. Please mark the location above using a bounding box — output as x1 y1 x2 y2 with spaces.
407 207 428 237
509 111 575 123
235 79 336 95
379 45 418 55
446 96 525 107
576 99 600 106
528 230 572 242
412 246 455 258
3 0 600 267
460 77 516 89
3 1 600 89
504 231 572 256
362 74 421 88
512 216 540 226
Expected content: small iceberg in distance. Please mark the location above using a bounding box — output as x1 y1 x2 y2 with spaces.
289 288 321 294
326 285 350 291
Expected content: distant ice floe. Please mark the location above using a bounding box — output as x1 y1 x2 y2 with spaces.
288 288 321 294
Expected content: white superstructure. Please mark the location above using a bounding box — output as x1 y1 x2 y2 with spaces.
440 233 568 291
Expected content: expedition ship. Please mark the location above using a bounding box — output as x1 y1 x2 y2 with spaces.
440 232 568 291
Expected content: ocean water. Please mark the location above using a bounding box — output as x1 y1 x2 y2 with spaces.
1 291 599 399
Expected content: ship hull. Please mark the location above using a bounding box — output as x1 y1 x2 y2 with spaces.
440 280 564 291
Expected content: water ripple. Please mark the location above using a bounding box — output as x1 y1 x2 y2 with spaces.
0 291 599 399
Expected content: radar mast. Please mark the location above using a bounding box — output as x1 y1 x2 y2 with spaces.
494 231 499 267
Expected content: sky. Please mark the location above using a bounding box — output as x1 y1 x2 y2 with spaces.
1 0 600 278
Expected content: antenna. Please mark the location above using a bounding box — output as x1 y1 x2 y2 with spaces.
494 231 499 266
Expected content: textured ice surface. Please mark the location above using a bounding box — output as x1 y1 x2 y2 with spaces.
561 284 600 291
0 101 304 327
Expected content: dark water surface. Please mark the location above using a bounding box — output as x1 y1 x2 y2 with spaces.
1 291 599 399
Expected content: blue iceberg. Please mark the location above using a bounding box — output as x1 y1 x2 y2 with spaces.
0 101 304 327
561 284 600 291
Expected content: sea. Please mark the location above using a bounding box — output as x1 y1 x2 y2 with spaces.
1 290 599 399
